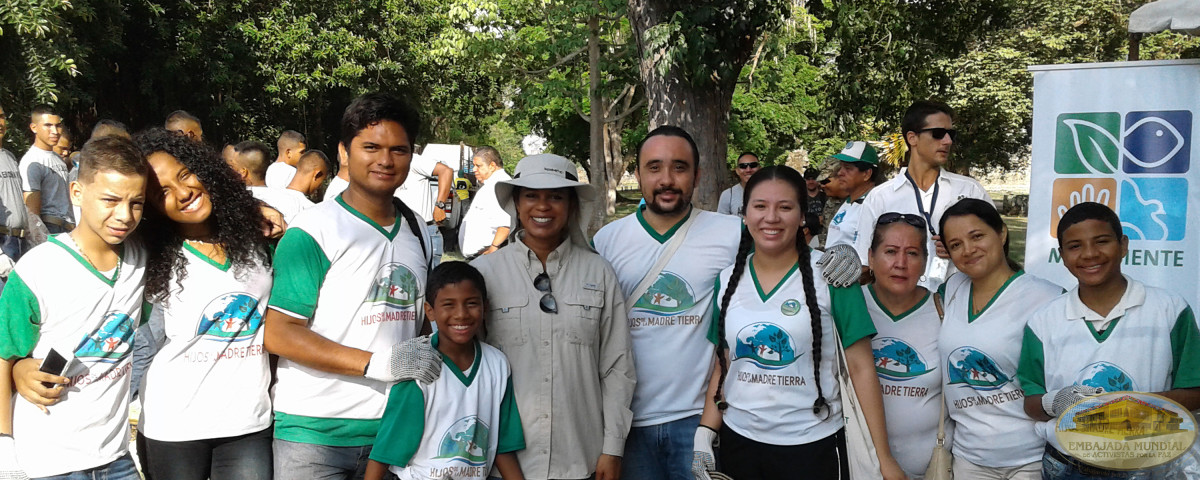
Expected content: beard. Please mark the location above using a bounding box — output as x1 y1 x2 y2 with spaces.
645 187 691 216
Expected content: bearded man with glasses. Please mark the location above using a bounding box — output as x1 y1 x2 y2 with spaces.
852 99 992 291
716 152 760 216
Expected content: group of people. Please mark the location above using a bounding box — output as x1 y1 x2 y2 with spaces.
0 92 1196 480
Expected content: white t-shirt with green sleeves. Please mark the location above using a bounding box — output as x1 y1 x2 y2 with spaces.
713 254 876 446
864 285 953 477
268 196 431 447
370 335 525 480
0 234 145 478
140 243 273 442
592 207 741 427
937 271 1062 468
1017 277 1200 454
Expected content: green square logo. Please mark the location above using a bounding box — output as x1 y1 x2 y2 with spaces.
1055 113 1121 174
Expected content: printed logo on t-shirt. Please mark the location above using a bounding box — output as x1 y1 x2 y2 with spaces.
734 322 798 369
832 210 846 226
946 346 1011 390
872 337 934 381
365 262 420 309
632 272 696 316
780 299 801 316
433 416 490 471
74 311 135 363
1076 361 1137 392
196 292 264 342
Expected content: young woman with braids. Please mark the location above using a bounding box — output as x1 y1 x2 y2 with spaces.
693 166 907 480
936 198 1061 479
134 128 276 479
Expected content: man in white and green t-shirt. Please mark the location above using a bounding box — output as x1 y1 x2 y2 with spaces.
1017 202 1200 478
264 92 440 480
0 136 149 479
593 126 741 480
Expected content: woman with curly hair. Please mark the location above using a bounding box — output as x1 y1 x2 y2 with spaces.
134 128 275 480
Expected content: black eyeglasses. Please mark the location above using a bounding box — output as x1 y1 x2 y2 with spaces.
534 272 557 314
917 127 957 142
737 162 760 170
878 212 926 229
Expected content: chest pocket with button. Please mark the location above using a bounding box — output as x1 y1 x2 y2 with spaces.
485 295 528 349
562 291 604 347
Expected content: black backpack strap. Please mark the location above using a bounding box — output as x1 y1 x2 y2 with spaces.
392 197 430 269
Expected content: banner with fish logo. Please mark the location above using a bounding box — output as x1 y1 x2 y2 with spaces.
1027 60 1200 305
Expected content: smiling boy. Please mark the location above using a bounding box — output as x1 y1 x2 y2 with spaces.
0 136 148 479
1017 202 1200 478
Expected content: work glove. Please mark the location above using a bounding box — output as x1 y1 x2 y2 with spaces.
0 254 13 278
692 426 718 480
0 436 29 480
816 244 862 287
1043 385 1104 417
364 335 442 384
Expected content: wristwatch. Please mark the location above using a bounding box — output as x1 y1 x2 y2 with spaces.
435 201 448 209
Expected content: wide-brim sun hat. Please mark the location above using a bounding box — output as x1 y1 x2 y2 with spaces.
495 153 596 248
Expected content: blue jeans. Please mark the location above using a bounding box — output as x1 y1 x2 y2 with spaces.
621 414 700 480
33 453 140 480
145 426 273 480
427 224 443 267
273 439 372 480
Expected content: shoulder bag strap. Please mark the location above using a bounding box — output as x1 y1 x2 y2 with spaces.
933 291 947 446
627 211 698 313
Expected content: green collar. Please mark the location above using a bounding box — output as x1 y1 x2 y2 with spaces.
868 285 930 322
749 254 800 302
431 332 481 387
968 270 1024 323
183 242 231 272
336 195 401 239
635 205 693 244
48 235 123 286
1084 317 1121 343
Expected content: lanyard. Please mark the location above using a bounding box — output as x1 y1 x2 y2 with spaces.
904 170 939 236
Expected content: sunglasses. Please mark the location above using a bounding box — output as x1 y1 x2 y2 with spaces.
534 272 557 314
877 212 927 229
737 162 760 170
917 127 957 141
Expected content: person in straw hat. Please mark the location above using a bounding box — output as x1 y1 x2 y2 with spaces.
470 153 636 480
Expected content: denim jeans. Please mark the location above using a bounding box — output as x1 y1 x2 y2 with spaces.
144 426 273 480
427 223 443 267
273 439 372 480
621 414 700 480
32 453 140 480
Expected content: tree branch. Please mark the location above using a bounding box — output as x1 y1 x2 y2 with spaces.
515 45 587 76
604 96 646 124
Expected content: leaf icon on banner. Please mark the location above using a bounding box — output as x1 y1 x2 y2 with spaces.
1063 119 1121 174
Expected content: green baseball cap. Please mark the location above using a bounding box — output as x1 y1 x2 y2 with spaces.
830 141 879 166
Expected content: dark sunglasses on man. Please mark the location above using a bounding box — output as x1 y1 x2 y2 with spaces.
917 127 957 142
737 161 759 170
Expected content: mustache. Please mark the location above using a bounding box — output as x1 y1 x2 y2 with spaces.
653 187 682 196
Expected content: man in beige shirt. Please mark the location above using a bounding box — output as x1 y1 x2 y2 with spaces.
471 153 636 480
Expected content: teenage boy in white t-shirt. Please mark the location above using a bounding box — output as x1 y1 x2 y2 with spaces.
365 261 525 480
1017 202 1200 478
265 92 442 479
0 136 149 479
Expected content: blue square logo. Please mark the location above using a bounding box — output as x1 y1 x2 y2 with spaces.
1122 110 1191 174
1118 178 1188 241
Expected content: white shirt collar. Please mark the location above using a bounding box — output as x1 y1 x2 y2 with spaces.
889 167 949 192
1065 275 1145 323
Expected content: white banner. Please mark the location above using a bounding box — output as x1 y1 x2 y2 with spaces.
1027 60 1200 305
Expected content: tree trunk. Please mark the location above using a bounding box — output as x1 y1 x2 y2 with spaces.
628 0 757 211
586 13 608 236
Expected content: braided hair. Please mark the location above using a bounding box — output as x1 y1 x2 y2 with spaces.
713 165 828 415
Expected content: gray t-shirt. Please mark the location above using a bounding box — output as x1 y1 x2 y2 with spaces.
0 148 29 230
20 146 72 221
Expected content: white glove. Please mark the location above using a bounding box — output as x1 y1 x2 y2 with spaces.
1043 385 1104 417
364 335 442 384
691 426 717 480
0 436 29 480
0 254 14 278
816 244 862 287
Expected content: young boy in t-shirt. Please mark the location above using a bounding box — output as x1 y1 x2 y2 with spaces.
366 261 525 480
1017 202 1200 478
0 136 149 479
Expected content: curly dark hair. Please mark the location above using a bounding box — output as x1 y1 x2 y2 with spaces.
134 128 272 303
